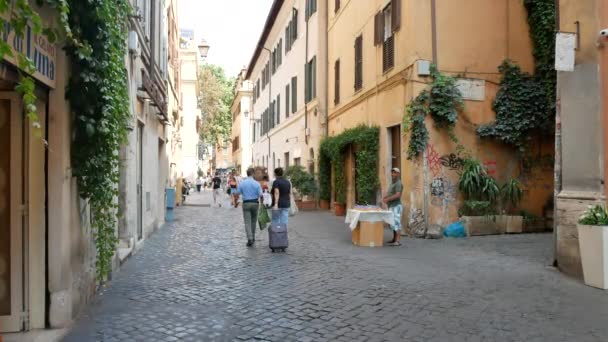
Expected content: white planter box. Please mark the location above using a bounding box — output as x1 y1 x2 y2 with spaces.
577 224 608 290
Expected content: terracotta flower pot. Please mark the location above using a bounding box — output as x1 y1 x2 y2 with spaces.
319 199 330 210
334 203 346 216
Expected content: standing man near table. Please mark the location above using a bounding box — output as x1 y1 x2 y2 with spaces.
383 168 403 246
236 168 263 247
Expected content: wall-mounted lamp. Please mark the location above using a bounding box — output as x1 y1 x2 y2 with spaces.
198 39 210 59
244 110 249 118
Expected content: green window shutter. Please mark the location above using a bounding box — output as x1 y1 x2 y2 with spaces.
291 76 297 114
286 84 290 118
277 95 281 125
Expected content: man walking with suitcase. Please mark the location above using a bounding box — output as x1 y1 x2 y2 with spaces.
271 167 291 225
235 168 263 247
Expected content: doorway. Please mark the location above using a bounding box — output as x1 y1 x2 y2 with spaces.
136 123 144 241
0 93 24 332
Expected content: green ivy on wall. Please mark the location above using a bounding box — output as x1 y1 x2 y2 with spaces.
404 66 463 160
477 0 556 151
65 0 131 280
319 126 380 205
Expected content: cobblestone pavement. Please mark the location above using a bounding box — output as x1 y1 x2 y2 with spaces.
64 191 608 342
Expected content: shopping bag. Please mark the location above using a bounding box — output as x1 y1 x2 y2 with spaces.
258 206 271 229
289 196 298 216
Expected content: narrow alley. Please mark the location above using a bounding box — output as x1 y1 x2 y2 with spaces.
63 191 608 342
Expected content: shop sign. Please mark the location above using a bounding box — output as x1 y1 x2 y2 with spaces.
0 19 57 88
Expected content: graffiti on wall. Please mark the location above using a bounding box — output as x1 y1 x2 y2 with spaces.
430 177 457 208
426 144 442 177
409 207 426 237
439 153 464 171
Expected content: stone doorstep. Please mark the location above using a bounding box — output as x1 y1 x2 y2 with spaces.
1 328 69 342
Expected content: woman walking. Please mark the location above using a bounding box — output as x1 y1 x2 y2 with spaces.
228 174 239 208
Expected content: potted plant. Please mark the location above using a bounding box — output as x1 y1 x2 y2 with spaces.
577 205 608 289
499 178 524 233
458 158 502 236
286 166 318 210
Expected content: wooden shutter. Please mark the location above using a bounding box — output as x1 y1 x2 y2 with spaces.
354 35 363 91
277 95 281 125
383 35 395 72
285 27 290 51
312 56 316 99
335 0 340 12
392 0 401 32
292 9 298 40
374 11 383 46
286 84 290 118
291 76 297 113
334 59 340 104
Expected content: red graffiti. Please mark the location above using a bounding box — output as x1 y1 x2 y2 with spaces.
426 144 442 177
484 161 497 176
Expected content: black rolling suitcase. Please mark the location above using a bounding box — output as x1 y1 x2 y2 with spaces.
269 210 288 252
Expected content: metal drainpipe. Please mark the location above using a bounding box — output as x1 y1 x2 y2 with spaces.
263 47 272 168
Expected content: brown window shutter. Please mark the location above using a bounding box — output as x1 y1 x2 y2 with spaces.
334 59 340 104
374 11 383 46
392 0 401 32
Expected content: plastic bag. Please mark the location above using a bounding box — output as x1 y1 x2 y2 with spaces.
443 221 467 238
258 206 270 229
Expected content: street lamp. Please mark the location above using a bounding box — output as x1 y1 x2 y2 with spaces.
198 39 210 59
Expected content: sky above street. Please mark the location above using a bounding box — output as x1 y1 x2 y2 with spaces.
179 0 273 78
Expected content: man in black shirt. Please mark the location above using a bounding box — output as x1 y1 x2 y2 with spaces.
271 167 291 225
212 172 223 207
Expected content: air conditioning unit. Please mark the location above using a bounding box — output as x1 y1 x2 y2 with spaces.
128 30 140 55
417 60 431 76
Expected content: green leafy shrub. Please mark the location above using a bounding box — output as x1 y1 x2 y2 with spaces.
286 165 317 197
458 201 497 217
578 205 608 226
501 178 524 213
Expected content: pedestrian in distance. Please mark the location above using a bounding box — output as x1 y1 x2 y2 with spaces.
235 168 263 247
383 168 403 246
271 167 291 225
212 172 223 207
196 176 203 193
228 174 239 208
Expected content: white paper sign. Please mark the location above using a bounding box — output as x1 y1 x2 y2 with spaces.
455 79 485 101
555 32 576 72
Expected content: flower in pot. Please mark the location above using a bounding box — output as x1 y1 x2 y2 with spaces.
500 178 524 233
577 205 608 289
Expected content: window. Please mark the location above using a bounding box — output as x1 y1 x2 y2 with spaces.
253 124 256 142
232 136 240 152
305 56 317 103
256 79 260 98
285 152 290 168
354 34 363 91
262 67 266 89
253 85 256 104
306 0 317 20
334 59 340 104
271 100 276 129
291 76 298 114
285 84 290 118
335 0 340 13
286 9 298 52
294 157 301 166
375 0 400 72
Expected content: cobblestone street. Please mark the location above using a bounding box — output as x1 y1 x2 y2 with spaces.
63 191 608 342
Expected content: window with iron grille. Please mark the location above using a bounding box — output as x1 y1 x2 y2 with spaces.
354 35 363 91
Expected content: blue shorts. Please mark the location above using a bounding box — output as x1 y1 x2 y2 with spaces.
389 204 403 232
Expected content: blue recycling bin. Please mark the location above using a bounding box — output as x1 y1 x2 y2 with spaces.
165 188 176 222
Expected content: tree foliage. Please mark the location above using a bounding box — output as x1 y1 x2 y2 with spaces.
198 64 235 145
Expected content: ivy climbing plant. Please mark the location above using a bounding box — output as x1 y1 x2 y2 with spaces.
404 66 463 160
477 0 556 151
319 126 380 205
65 0 131 280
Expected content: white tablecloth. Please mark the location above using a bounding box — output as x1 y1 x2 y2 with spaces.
345 209 394 231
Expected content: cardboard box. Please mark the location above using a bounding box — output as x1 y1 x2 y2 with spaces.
352 221 384 247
